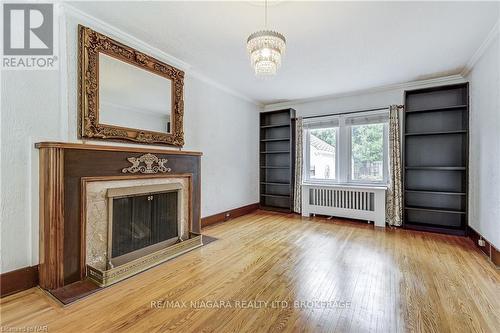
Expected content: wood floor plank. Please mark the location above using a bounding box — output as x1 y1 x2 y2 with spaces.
1 211 499 333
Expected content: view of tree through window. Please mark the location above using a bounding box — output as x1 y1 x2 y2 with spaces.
311 128 336 146
309 128 336 180
351 123 384 181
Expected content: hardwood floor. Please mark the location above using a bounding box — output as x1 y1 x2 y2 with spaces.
1 211 499 332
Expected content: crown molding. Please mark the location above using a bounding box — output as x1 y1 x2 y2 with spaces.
60 3 190 71
264 74 465 110
59 3 261 106
461 18 499 77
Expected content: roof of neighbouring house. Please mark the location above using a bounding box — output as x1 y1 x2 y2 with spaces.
310 134 335 153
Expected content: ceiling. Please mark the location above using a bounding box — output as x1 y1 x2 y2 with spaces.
70 1 499 105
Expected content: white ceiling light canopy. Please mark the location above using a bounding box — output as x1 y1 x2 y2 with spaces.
246 0 286 76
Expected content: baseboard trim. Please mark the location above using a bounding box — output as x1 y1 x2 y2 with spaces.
201 203 259 228
0 265 39 298
468 226 500 268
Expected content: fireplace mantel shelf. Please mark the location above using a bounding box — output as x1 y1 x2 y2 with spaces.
35 142 203 156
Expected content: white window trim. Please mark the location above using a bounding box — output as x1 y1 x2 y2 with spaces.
303 110 389 186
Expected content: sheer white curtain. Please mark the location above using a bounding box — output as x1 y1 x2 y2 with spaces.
293 118 303 213
386 105 403 226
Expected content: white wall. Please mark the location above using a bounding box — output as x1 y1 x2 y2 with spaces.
183 75 259 217
466 22 500 250
1 70 62 274
264 76 465 117
0 7 259 273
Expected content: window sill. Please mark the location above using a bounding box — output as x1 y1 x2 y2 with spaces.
301 182 388 190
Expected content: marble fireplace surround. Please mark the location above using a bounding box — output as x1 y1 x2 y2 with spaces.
84 176 192 271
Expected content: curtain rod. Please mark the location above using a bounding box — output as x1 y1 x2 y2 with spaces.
294 105 403 120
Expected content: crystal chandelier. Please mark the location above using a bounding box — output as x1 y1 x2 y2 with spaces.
246 0 286 76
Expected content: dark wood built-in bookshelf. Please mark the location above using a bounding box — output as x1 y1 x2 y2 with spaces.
403 83 469 235
259 109 296 212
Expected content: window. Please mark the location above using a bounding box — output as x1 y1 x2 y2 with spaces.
350 123 385 182
309 127 337 180
304 111 388 185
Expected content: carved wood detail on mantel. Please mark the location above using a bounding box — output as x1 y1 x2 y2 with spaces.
121 153 172 174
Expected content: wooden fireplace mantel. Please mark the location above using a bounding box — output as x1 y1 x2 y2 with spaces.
36 142 202 290
35 142 203 156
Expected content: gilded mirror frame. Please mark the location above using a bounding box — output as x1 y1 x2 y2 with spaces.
78 25 185 146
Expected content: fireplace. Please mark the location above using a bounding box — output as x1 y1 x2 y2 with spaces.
36 142 203 294
107 183 183 268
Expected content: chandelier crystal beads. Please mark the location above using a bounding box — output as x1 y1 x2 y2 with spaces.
246 0 286 76
246 30 286 76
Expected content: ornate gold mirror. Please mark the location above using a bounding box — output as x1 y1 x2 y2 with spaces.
78 25 184 146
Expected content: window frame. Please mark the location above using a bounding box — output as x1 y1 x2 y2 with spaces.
303 110 389 186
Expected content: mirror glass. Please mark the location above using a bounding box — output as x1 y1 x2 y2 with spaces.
98 53 172 133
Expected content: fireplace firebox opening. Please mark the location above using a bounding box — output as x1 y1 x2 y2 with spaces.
106 183 184 269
